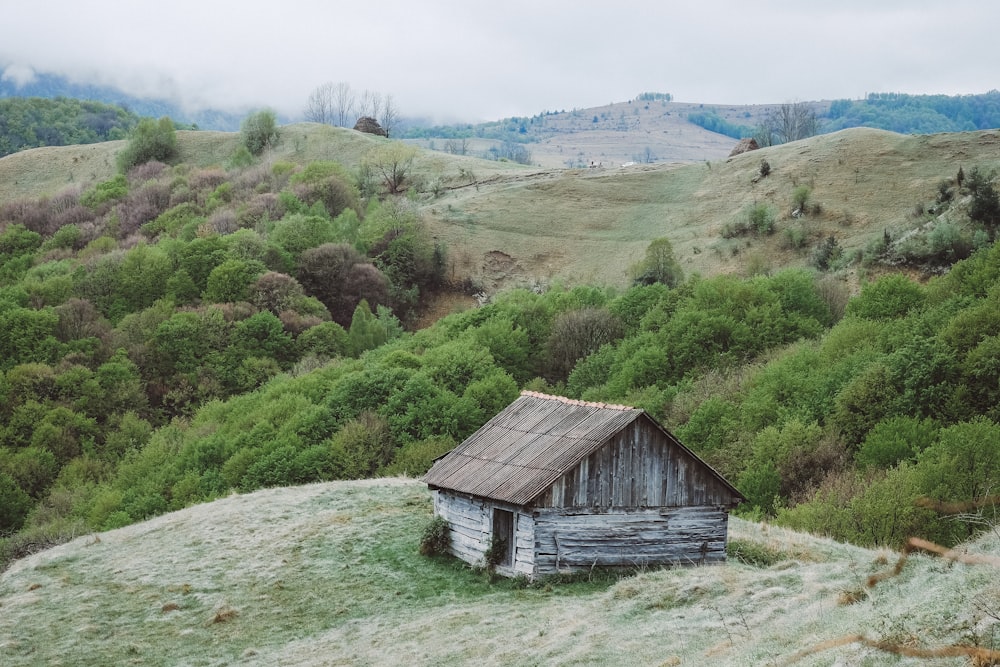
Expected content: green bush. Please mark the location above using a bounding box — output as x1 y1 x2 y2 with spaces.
0 472 32 533
747 203 775 235
726 538 788 567
846 274 925 320
240 109 280 156
630 237 684 287
792 185 811 213
116 117 177 172
81 175 128 209
856 416 939 469
419 515 451 556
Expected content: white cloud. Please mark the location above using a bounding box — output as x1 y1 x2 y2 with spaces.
1 64 37 87
1 1 999 122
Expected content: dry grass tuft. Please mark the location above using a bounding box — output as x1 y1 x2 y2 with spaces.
836 587 867 606
868 536 1000 588
208 605 239 625
161 602 180 613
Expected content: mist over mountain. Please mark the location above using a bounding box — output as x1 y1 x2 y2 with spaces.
0 68 247 131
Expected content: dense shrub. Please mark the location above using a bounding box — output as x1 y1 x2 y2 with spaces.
419 516 451 556
116 117 177 172
240 109 280 156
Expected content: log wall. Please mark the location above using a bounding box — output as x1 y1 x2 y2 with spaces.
532 505 729 577
431 490 535 577
535 420 738 509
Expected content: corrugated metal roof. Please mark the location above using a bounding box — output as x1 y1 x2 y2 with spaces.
424 391 647 505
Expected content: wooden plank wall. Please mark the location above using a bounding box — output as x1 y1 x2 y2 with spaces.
432 490 535 577
536 420 738 509
533 505 729 576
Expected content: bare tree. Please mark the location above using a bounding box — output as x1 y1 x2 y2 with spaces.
755 102 819 146
443 138 469 155
380 94 399 138
306 82 398 133
304 82 336 124
357 89 383 124
333 82 356 127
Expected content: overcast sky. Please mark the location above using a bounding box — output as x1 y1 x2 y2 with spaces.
2 1 998 123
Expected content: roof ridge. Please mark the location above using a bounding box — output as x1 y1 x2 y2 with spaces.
519 390 635 412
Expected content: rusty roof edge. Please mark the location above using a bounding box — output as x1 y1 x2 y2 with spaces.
519 390 636 412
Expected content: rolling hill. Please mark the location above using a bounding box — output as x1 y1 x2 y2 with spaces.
3 122 999 298
0 478 996 666
2 104 1000 666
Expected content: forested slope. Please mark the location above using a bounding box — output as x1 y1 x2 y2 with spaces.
1 121 999 569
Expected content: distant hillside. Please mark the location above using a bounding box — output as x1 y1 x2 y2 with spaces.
0 97 140 157
0 70 247 131
403 92 1000 168
3 123 1000 291
1 478 997 666
825 91 1000 133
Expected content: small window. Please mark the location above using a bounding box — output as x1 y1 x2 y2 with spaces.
491 508 515 567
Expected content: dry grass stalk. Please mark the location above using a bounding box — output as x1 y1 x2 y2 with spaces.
868 536 1000 588
916 495 1000 515
780 634 1000 665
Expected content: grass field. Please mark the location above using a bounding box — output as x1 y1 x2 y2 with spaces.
1 478 996 666
3 121 1000 298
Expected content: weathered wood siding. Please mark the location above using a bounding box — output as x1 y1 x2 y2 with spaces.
431 490 535 577
532 506 729 576
535 418 738 509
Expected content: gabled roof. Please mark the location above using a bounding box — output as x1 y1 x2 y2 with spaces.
423 391 743 506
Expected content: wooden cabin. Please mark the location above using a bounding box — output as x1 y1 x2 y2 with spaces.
423 391 745 579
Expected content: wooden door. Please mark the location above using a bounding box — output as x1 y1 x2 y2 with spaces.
492 508 514 566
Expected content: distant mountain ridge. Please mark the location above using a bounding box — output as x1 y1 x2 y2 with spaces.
0 69 246 131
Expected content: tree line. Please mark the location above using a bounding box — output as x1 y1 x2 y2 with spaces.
0 97 140 157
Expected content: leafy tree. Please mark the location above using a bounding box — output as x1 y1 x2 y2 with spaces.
288 162 360 219
832 362 897 446
250 271 305 315
846 274 925 320
362 142 418 195
296 321 348 359
202 259 267 303
346 300 387 357
0 307 60 369
329 411 395 478
0 224 43 261
151 310 227 376
229 312 294 365
298 244 388 326
630 237 684 287
966 166 1000 237
268 213 338 258
116 117 177 172
240 108 280 156
546 307 624 381
0 472 32 532
856 416 939 469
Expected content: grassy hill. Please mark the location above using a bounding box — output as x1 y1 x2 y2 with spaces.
1 478 996 666
4 122 1000 296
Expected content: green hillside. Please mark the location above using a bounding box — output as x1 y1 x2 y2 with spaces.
0 104 999 666
1 478 997 666
0 120 998 615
